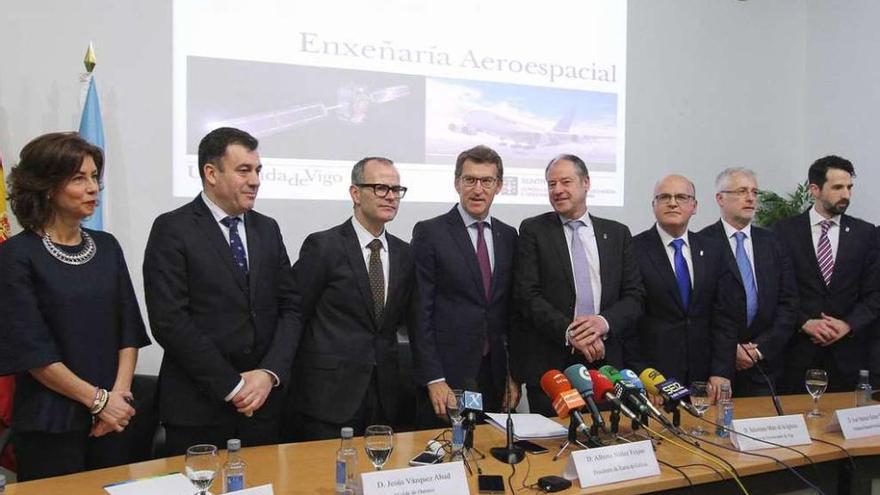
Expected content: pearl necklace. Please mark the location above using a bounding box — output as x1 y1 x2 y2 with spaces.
42 230 97 265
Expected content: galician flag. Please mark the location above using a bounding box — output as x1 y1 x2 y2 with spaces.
0 149 10 243
79 42 105 230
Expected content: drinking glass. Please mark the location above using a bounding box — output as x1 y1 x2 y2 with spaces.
446 389 464 424
805 369 829 418
185 444 219 495
689 381 713 436
364 424 394 471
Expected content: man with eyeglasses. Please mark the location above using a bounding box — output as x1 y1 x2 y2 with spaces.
627 175 737 400
773 156 879 393
286 157 417 440
513 154 644 417
699 168 798 397
410 145 520 426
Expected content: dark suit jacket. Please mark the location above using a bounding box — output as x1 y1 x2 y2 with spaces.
773 210 880 388
871 226 880 389
410 206 518 392
626 226 738 383
700 221 799 384
512 212 644 386
289 219 416 424
143 195 299 426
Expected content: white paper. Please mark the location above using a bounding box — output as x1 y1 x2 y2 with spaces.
730 414 812 451
563 440 660 488
829 404 880 439
228 484 275 495
484 412 568 439
361 460 469 495
104 473 193 495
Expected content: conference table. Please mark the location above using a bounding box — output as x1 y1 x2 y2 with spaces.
7 393 879 494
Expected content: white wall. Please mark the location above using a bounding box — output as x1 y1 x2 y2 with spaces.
2 1 872 375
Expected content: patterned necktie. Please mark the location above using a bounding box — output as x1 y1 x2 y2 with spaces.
734 231 758 326
220 216 248 275
367 239 385 320
475 222 492 300
816 220 834 287
670 238 691 311
567 220 595 316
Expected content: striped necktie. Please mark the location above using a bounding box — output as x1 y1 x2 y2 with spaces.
816 219 834 286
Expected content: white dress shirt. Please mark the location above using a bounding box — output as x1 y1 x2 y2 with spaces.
655 224 693 289
351 216 390 303
809 206 841 260
457 203 495 271
721 219 757 287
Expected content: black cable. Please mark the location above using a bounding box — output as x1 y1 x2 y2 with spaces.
809 436 857 473
694 413 818 475
673 462 726 481
739 343 785 416
676 427 826 495
508 461 516 494
663 424 746 483
657 459 695 493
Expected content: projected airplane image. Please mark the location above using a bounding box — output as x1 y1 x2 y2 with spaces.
448 109 613 150
207 84 411 138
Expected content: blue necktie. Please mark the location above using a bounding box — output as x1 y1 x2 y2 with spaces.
734 231 758 326
670 239 691 311
220 216 248 275
567 220 596 317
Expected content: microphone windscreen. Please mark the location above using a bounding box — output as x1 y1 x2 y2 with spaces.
463 391 483 411
598 365 623 384
539 370 570 400
563 364 594 395
620 369 645 391
639 368 666 395
589 369 615 399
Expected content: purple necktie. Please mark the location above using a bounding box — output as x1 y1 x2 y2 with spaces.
567 220 595 317
817 220 834 286
476 222 492 300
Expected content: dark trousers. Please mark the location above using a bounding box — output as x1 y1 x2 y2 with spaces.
163 415 280 456
733 367 776 398
292 370 388 442
14 428 132 481
782 345 861 395
414 354 505 430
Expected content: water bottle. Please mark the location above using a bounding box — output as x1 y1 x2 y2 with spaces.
715 383 733 438
855 370 872 407
336 427 360 494
451 418 465 458
223 438 246 493
0 473 6 493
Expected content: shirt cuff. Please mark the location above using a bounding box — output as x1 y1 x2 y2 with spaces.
261 369 281 387
224 378 245 402
597 315 611 340
427 378 446 385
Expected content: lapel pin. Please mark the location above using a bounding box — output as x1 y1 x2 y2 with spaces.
603 233 608 240
700 250 704 257
845 227 850 233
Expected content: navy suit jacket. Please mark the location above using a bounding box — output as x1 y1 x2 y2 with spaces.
699 221 798 383
512 212 644 386
144 196 299 426
410 206 518 391
774 211 880 388
626 226 738 382
289 219 416 424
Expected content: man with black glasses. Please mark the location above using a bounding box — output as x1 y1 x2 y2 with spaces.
287 157 417 440
410 145 520 426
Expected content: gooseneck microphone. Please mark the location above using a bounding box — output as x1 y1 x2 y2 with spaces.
489 337 524 465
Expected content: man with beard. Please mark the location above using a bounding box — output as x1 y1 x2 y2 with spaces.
774 156 880 393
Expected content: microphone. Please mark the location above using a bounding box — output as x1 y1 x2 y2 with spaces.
638 368 700 417
620 368 667 420
462 390 483 419
563 364 608 433
489 337 524 465
589 369 638 420
738 343 785 416
539 370 590 434
598 365 649 416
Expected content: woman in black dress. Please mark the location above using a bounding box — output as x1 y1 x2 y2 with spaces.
0 132 150 481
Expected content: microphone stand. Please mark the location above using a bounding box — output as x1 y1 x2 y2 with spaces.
553 416 591 461
740 343 785 416
489 338 524 465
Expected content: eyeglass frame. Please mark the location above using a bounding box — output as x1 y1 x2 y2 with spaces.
355 183 408 199
653 193 696 204
457 175 500 189
719 187 761 198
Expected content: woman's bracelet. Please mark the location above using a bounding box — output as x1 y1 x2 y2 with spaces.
90 388 109 415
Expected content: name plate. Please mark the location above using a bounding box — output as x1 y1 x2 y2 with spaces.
828 404 880 439
563 440 660 488
361 461 468 495
730 414 812 451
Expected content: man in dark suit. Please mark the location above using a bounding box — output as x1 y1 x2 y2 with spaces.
144 127 299 454
628 175 737 395
513 154 644 417
774 155 880 393
700 168 798 397
410 145 519 427
288 157 416 440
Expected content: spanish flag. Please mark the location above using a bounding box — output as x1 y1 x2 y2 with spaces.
0 151 10 243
